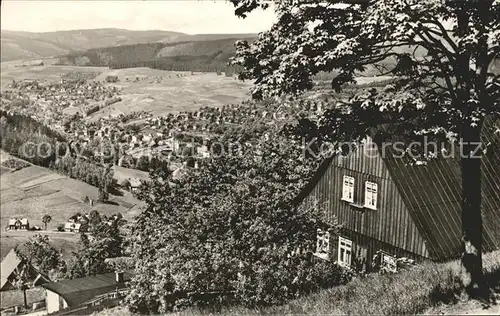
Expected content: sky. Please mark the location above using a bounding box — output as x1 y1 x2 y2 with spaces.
1 0 276 34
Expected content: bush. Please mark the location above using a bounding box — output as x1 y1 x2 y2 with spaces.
126 138 336 313
234 257 353 307
182 250 500 316
57 224 64 232
104 97 122 107
106 75 119 83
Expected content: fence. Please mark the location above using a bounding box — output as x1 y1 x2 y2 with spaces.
48 289 129 316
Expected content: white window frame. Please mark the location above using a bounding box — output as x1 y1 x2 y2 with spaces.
341 175 355 203
364 181 378 210
314 229 330 260
338 236 353 267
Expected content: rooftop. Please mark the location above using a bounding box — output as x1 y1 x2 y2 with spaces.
41 271 134 306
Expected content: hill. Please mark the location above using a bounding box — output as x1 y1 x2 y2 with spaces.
0 28 258 62
173 33 257 42
0 28 187 62
0 164 144 228
0 160 145 259
55 36 256 72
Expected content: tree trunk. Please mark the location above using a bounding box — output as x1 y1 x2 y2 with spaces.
460 123 484 296
23 288 28 309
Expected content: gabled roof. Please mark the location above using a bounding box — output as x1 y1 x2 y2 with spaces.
8 218 29 226
0 249 49 291
0 249 23 291
379 118 500 260
41 271 134 306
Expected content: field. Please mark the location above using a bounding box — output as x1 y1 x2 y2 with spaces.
0 163 145 259
1 62 253 118
0 164 144 228
112 165 150 184
0 60 104 88
89 67 252 118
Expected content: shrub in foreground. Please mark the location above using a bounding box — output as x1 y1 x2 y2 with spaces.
126 137 336 313
174 250 500 315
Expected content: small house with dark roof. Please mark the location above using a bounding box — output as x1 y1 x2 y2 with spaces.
41 271 133 314
297 118 500 272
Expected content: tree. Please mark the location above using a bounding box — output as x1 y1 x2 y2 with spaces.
98 186 109 203
89 210 102 227
42 214 52 231
11 263 31 310
126 130 348 313
21 234 64 276
67 222 123 279
229 0 499 295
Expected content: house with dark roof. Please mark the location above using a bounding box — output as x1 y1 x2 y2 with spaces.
297 118 500 273
41 271 133 314
1 249 49 292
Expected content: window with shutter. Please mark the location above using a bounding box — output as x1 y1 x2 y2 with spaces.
364 181 378 210
342 176 355 203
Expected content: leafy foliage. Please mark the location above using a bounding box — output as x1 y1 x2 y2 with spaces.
126 129 349 313
0 110 66 167
41 214 52 231
20 234 65 276
66 216 124 279
229 0 500 292
51 156 116 193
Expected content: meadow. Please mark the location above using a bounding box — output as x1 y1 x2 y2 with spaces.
0 163 144 260
1 61 253 119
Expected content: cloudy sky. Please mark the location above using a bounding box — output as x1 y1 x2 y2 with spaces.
1 0 276 34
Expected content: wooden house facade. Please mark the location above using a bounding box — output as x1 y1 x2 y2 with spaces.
298 119 500 272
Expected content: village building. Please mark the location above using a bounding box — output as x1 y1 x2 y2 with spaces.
41 271 133 314
64 213 90 233
197 145 210 158
1 249 49 292
64 222 88 233
128 178 142 193
7 218 29 231
297 120 500 273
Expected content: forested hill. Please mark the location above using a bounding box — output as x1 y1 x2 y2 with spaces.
1 28 257 62
56 37 256 72
0 28 186 62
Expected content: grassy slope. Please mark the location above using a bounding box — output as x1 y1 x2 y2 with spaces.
0 165 144 228
94 251 500 316
88 68 251 118
0 163 144 260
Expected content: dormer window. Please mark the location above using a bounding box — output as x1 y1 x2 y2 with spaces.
364 181 378 210
342 176 355 203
